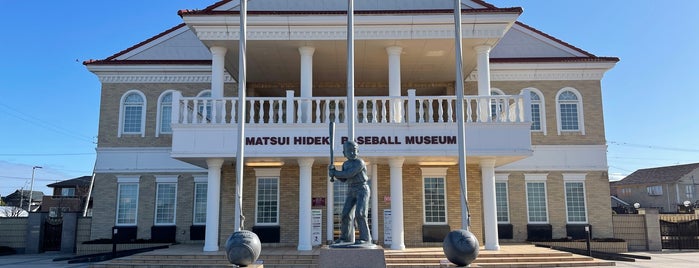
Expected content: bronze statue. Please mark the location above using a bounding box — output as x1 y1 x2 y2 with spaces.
329 140 372 245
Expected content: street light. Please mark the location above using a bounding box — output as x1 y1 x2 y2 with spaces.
27 166 42 212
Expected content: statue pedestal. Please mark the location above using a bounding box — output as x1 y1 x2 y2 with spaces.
319 245 386 268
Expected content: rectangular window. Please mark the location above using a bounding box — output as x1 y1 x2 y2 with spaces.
647 185 663 196
256 177 279 225
193 182 207 225
61 188 75 197
495 182 509 223
530 103 541 131
686 185 695 199
123 106 143 133
619 188 631 197
559 103 579 131
160 105 172 133
423 177 446 224
155 183 177 225
565 182 587 223
526 182 548 223
116 183 139 225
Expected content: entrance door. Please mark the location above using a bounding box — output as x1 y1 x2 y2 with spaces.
43 216 62 251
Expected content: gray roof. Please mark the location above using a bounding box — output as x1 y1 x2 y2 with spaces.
47 176 92 188
615 162 699 185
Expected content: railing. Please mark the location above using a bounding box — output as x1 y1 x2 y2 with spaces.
172 89 531 126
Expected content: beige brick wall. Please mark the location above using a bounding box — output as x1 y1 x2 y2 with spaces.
90 174 117 240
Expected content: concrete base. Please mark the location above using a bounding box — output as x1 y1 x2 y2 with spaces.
319 245 386 268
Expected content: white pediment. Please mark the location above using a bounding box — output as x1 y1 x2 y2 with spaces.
213 0 488 11
115 26 211 61
491 23 588 58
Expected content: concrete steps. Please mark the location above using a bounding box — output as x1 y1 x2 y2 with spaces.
89 245 615 268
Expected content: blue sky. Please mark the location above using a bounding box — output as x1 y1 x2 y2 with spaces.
1 0 698 196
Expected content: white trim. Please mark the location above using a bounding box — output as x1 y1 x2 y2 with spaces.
522 87 546 135
468 61 616 81
155 175 178 183
115 182 139 226
524 173 548 182
95 147 206 173
117 176 140 183
564 180 588 224
255 176 280 226
156 90 176 137
497 145 607 171
563 173 587 182
193 175 208 183
555 87 585 135
254 168 282 177
118 90 147 137
154 182 178 225
421 168 448 225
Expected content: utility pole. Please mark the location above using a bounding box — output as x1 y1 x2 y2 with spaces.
27 166 42 212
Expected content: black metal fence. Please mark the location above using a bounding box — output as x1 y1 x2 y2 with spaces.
660 218 699 249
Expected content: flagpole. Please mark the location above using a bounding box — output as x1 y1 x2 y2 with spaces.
234 0 248 232
453 0 470 230
346 0 355 141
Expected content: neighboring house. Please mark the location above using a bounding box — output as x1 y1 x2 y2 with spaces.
0 206 28 217
40 176 93 216
611 163 699 213
83 0 618 251
2 190 43 212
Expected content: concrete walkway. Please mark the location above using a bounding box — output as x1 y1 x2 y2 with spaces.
0 252 89 268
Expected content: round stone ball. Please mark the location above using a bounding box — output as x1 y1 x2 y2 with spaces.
225 230 261 266
443 229 479 266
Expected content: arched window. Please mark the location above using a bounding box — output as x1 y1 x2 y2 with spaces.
523 88 546 134
197 90 212 122
119 90 146 137
157 91 175 136
556 88 584 135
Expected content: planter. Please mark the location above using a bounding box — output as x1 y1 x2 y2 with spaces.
76 243 170 255
534 241 628 253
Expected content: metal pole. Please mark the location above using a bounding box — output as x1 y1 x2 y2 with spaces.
346 0 355 141
453 0 470 229
234 0 248 232
28 166 42 212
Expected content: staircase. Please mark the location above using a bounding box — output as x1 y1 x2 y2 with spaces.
90 244 615 268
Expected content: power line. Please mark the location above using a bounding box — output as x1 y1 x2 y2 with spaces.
0 102 96 144
608 140 699 153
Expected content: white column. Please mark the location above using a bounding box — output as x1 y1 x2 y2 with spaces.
203 158 224 252
297 158 314 251
388 157 405 250
299 47 315 123
475 45 491 122
386 46 403 123
370 164 379 243
480 157 500 250
210 46 227 123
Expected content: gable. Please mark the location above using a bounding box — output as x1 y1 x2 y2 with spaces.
491 23 588 59
114 25 211 61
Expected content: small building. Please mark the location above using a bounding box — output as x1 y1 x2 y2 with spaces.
611 163 699 213
2 190 43 213
40 176 93 216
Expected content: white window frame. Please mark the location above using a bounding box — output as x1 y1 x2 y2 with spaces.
255 168 281 226
116 176 139 226
196 90 212 123
563 173 588 224
118 90 147 137
156 90 176 137
154 176 178 225
522 88 546 135
193 175 207 225
555 87 585 135
421 167 448 225
647 185 663 196
525 173 549 224
495 174 510 224
61 188 75 197
686 184 695 200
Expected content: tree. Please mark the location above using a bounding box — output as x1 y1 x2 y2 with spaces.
0 206 27 217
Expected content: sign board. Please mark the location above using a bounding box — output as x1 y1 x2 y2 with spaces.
383 209 392 245
311 209 322 246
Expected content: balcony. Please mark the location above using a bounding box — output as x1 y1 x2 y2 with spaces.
170 90 532 167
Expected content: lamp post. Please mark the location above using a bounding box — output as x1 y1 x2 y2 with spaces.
27 166 42 212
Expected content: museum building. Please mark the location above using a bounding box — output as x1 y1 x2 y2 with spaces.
84 0 619 252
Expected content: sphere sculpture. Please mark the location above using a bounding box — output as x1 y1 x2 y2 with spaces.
225 230 261 267
443 229 479 267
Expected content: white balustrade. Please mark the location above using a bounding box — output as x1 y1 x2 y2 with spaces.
171 93 530 126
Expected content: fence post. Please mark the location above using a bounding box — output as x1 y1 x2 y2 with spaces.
407 89 416 123
639 208 662 251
